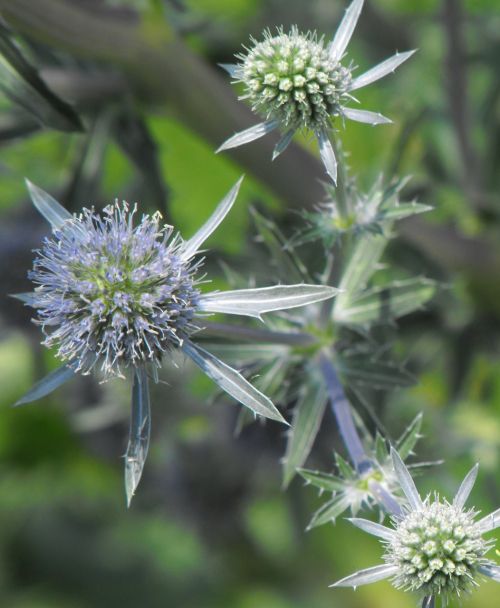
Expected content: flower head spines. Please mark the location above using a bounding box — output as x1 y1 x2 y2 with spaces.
236 27 352 132
388 499 490 598
29 202 201 378
333 455 499 605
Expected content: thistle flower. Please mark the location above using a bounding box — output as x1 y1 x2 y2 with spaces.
218 0 415 183
14 178 338 505
332 450 500 607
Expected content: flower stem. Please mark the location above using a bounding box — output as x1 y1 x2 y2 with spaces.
318 351 369 471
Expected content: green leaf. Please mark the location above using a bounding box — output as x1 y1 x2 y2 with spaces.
396 413 423 460
375 432 389 463
307 494 352 529
0 24 83 132
333 233 387 321
298 469 346 494
336 355 415 390
335 453 356 480
282 379 327 487
334 278 436 325
379 202 432 221
251 207 308 283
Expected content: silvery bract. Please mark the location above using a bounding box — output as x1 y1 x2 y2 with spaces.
332 450 499 606
14 178 338 505
300 414 427 529
218 0 415 183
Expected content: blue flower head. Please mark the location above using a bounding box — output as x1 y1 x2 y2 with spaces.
30 201 201 379
15 178 338 505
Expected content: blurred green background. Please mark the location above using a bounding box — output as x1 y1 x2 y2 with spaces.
0 0 498 607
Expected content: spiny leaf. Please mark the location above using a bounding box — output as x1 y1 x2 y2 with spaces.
15 364 75 406
307 494 352 529
298 469 346 494
396 413 423 459
333 232 387 320
336 355 415 390
334 278 436 325
282 380 327 487
125 366 151 507
251 207 308 283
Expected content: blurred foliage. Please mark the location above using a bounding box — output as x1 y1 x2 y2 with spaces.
0 0 498 607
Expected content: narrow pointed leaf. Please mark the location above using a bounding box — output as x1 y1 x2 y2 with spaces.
350 50 417 91
198 284 338 318
478 564 500 582
181 176 243 260
379 202 432 221
218 63 238 78
329 0 364 63
251 207 308 283
333 233 387 318
0 23 83 132
453 463 479 509
282 380 327 487
391 448 423 510
476 507 500 533
216 120 279 153
348 518 395 541
15 364 75 406
343 107 392 125
204 343 290 364
317 129 337 184
125 366 151 507
272 128 295 160
26 179 72 230
308 494 352 529
336 355 415 390
298 469 346 493
375 432 389 462
182 340 286 424
10 291 38 306
396 413 423 459
336 453 356 480
334 279 435 325
422 596 435 608
331 563 398 588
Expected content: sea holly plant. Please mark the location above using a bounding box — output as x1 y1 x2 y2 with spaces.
332 450 500 607
12 178 338 505
200 181 435 488
217 0 415 183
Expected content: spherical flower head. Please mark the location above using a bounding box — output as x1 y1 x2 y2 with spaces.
237 27 352 132
333 454 499 605
29 202 200 378
387 499 489 599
